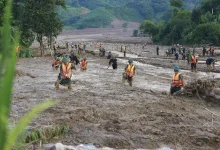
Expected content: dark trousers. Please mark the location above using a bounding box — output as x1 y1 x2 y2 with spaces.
170 87 181 95
157 50 159 55
191 63 197 71
112 64 117 69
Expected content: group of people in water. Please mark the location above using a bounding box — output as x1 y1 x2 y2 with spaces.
52 42 218 96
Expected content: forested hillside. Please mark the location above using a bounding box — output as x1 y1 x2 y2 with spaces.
58 0 203 29
139 0 220 45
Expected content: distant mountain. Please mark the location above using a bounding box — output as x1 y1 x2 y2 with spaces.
58 0 203 29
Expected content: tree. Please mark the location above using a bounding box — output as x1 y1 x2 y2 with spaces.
133 29 138 37
122 22 128 32
192 23 220 44
139 20 158 38
170 0 183 9
21 0 65 56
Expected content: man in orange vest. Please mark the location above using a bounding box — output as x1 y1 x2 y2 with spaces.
81 57 87 71
52 57 60 71
55 57 75 90
122 59 136 86
190 53 197 72
170 66 184 95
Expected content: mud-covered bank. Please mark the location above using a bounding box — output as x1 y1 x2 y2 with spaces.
11 49 220 149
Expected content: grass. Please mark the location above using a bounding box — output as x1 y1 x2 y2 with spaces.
25 124 69 144
0 0 57 149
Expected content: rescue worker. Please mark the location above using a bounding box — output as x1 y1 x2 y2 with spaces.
108 56 117 69
83 43 86 50
175 52 179 60
55 57 75 90
170 66 184 95
52 57 60 71
206 57 217 72
156 46 159 55
53 41 57 54
107 51 112 59
211 47 215 57
202 46 206 56
186 49 191 64
190 53 197 72
81 57 88 71
122 59 136 86
69 51 80 65
78 43 82 55
124 46 127 57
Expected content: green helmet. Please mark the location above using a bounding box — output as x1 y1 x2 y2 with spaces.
173 66 180 72
84 56 87 60
128 59 133 63
62 57 69 63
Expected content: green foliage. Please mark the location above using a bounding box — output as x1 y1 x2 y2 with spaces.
74 7 114 29
170 0 184 8
140 0 220 45
58 0 203 29
192 23 220 44
26 124 69 143
139 20 159 38
133 29 138 37
0 1 57 149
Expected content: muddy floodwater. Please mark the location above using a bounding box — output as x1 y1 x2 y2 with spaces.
11 29 220 150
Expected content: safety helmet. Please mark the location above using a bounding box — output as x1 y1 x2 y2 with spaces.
128 59 133 63
62 57 69 63
173 66 180 72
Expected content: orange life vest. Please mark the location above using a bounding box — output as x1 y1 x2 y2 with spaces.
54 60 59 66
126 64 135 77
211 48 215 52
81 60 87 68
61 63 72 79
172 73 184 87
191 55 196 64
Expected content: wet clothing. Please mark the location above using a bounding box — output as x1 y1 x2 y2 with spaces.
206 58 216 72
170 73 183 95
203 47 206 56
186 50 191 64
69 54 80 65
175 52 179 60
190 55 197 72
56 62 73 89
107 52 112 59
170 87 182 95
182 52 186 60
81 60 87 70
123 64 135 86
210 48 214 56
206 58 215 65
156 47 159 55
109 58 117 69
125 64 135 77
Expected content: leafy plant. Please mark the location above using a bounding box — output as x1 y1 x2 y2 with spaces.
0 0 56 149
